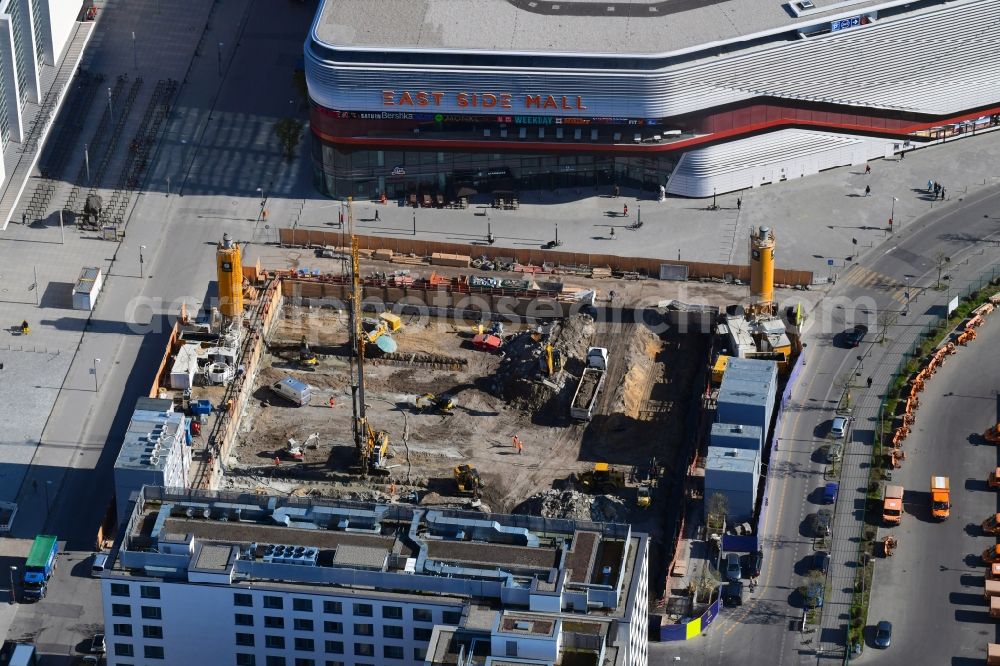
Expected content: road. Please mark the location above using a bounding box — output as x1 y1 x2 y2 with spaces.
865 302 1000 664
653 181 1000 665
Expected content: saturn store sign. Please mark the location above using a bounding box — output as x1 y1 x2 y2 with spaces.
382 90 587 111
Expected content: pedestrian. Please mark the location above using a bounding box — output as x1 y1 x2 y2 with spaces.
927 180 933 192
737 197 742 211
941 187 946 200
613 184 620 198
864 185 871 197
374 209 380 222
21 212 26 225
512 435 521 452
900 149 905 160
864 164 871 175
934 182 940 196
623 203 628 217
610 226 616 240
867 376 873 388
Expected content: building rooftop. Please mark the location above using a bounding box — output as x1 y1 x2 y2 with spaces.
114 404 186 472
313 0 900 57
113 487 636 613
706 445 758 474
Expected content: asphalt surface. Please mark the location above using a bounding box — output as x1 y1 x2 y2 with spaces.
653 180 1000 665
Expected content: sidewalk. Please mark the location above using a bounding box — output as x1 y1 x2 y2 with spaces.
276 128 1000 278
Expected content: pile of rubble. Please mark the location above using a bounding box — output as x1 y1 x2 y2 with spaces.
495 313 596 411
513 489 629 523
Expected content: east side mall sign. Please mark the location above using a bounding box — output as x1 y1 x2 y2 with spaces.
382 90 587 111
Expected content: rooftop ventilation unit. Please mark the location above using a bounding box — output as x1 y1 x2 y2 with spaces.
261 544 318 566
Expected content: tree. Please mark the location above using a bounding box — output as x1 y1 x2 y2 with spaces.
876 310 898 343
707 492 728 536
274 118 304 161
934 252 951 290
835 372 855 411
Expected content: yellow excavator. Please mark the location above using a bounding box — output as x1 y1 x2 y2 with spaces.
299 336 318 369
346 198 391 477
414 393 456 414
454 464 483 496
543 343 564 377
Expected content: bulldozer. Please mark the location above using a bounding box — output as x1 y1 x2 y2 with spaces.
985 423 1000 444
578 463 625 494
454 464 483 496
414 393 456 414
984 514 1000 535
299 336 319 369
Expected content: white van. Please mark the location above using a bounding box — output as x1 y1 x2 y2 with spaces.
270 377 312 406
92 552 108 576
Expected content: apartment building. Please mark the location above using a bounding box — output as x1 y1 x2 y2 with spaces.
100 487 649 666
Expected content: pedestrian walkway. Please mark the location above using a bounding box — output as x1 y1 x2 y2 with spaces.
0 20 94 230
815 256 1000 658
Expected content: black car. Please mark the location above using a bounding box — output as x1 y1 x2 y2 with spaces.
874 620 892 648
744 550 763 578
844 324 868 347
723 581 744 607
812 551 830 574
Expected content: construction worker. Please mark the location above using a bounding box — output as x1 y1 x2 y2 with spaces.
512 435 522 454
329 396 336 408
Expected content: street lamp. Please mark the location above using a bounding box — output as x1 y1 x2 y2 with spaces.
889 196 899 230
94 358 101 392
139 245 147 278
8 566 16 604
903 277 910 316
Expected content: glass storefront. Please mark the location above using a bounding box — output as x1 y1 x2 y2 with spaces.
311 141 678 201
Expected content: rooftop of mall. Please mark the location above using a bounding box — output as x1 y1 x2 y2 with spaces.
314 0 902 56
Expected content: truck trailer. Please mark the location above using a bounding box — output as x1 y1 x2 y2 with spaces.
21 535 58 600
931 476 951 520
570 347 609 421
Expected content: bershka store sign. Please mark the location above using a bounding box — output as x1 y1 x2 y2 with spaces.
382 90 587 111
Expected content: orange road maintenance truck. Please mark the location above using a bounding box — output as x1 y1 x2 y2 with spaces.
931 476 950 520
883 485 904 525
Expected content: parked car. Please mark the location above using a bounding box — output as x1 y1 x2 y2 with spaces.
722 580 744 607
724 552 742 582
823 482 839 504
874 620 892 648
812 551 830 574
90 634 105 654
830 416 849 439
744 550 764 578
844 324 868 348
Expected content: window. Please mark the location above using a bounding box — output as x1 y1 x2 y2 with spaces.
236 654 256 666
442 611 462 625
353 623 373 637
236 632 255 646
324 662 345 666
140 585 161 599
323 601 342 614
265 635 286 649
383 625 403 639
293 598 313 612
324 640 344 654
113 623 133 637
265 616 285 629
264 595 283 609
143 625 163 639
323 621 342 634
295 660 315 666
140 606 162 620
412 608 432 622
114 643 134 657
383 645 404 660
265 657 286 666
352 603 372 617
110 583 130 597
112 604 131 618
144 645 165 660
354 643 374 657
413 647 427 661
294 618 314 631
234 593 253 607
235 613 254 627
381 606 402 620
294 637 315 651
414 628 433 641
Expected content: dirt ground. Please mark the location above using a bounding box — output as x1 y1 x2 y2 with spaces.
224 301 707 517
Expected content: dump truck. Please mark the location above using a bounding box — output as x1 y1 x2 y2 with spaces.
991 467 1000 489
22 534 58 600
931 476 950 520
570 347 609 421
882 484 904 525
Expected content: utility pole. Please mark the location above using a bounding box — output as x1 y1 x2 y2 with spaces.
107 87 113 123
217 42 223 77
132 32 137 70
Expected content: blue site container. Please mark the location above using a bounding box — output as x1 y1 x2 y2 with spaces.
191 399 212 416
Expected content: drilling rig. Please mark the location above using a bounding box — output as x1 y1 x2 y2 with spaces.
345 197 391 477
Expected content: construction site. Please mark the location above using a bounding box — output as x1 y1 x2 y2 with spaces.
138 205 814 624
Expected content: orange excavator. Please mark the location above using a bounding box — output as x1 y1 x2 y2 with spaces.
986 423 1000 445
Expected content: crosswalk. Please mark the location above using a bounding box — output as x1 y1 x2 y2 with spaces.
839 265 909 305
